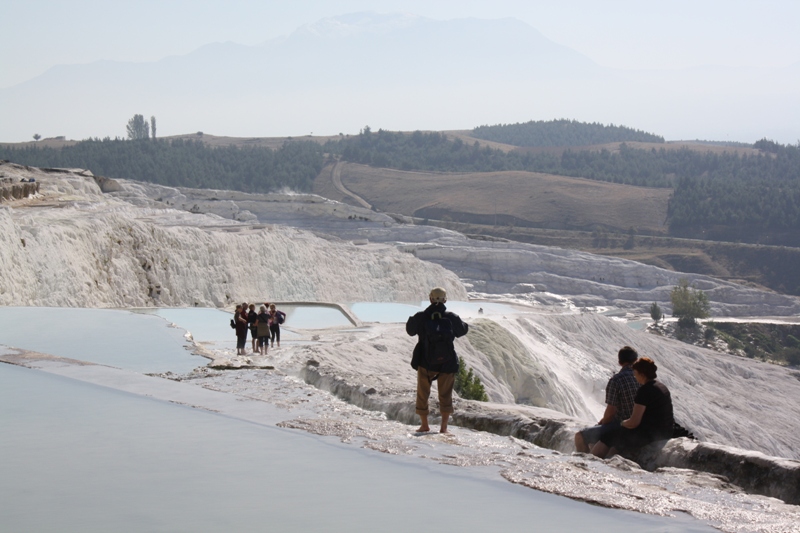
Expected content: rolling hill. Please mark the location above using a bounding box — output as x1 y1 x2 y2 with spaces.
314 161 672 234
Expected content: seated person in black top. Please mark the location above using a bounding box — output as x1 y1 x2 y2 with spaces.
593 357 674 459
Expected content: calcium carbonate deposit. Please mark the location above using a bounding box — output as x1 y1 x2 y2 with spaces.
0 163 465 307
2 161 800 532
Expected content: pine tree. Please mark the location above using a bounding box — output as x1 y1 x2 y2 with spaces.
126 114 150 140
650 302 663 324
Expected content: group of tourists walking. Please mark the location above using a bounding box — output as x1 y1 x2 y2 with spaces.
233 302 286 356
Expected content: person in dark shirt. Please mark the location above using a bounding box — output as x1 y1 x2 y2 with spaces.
406 287 469 434
574 346 639 455
234 303 249 355
594 357 674 458
268 304 286 348
248 303 258 354
255 305 271 356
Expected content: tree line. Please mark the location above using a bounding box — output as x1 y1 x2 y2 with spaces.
471 119 665 147
0 138 325 193
668 142 800 238
5 123 800 245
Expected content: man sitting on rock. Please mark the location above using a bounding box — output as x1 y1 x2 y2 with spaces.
574 345 639 456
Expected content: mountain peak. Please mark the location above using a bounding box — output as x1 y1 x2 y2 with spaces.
295 12 426 39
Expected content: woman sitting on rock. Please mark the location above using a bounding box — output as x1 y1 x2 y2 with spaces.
593 357 674 459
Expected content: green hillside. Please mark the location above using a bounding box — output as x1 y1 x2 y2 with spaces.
471 119 664 147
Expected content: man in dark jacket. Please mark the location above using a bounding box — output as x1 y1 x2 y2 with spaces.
406 287 469 433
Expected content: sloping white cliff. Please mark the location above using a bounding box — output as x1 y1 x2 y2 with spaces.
0 164 466 307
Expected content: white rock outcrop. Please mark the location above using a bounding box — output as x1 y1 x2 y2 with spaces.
118 178 800 317
0 164 466 307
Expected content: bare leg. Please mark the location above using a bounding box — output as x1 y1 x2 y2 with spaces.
440 413 450 434
590 440 610 459
417 413 430 433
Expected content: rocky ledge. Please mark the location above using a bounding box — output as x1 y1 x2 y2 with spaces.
301 361 800 506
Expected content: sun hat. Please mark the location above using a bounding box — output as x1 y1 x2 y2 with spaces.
429 287 447 303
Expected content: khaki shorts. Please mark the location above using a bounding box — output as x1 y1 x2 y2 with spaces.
415 367 455 415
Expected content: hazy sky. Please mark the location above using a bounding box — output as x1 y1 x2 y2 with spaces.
4 0 800 89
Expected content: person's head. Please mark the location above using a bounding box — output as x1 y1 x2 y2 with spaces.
269 304 276 311
429 287 447 304
632 357 658 383
618 346 638 366
249 303 255 311
241 302 248 310
235 304 242 311
260 305 266 313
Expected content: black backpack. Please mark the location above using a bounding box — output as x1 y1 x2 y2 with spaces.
424 311 455 367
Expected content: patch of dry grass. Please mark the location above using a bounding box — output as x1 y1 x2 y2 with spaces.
324 162 672 234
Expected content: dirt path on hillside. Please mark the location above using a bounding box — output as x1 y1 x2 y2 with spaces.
330 161 371 210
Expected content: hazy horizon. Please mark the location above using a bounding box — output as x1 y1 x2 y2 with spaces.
3 1 800 144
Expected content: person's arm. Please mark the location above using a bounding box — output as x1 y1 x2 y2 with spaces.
622 404 646 429
406 313 420 336
450 314 469 337
598 404 617 425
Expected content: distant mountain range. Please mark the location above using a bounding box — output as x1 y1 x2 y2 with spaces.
2 12 799 143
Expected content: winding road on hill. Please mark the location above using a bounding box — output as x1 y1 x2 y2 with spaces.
330 161 372 210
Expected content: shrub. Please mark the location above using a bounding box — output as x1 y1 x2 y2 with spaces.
783 348 800 366
671 278 710 327
455 359 489 401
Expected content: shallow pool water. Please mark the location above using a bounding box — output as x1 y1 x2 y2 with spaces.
277 304 353 328
626 319 651 331
0 307 202 373
349 301 524 323
350 302 423 323
0 361 715 533
444 300 522 316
